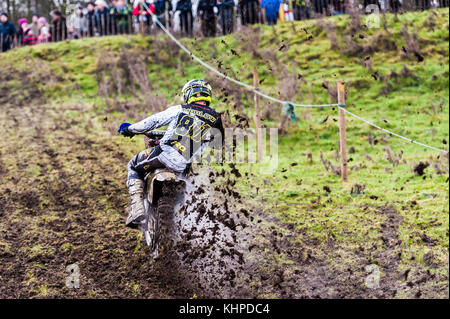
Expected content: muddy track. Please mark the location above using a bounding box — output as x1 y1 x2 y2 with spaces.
0 102 198 298
1 101 447 298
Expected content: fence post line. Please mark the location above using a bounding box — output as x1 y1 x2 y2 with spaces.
139 1 144 35
253 68 263 163
337 81 348 183
165 1 170 29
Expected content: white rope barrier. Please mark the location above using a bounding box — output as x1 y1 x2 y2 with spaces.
140 1 338 107
139 1 448 155
340 107 448 154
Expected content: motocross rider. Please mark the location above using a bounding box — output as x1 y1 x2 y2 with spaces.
118 79 224 229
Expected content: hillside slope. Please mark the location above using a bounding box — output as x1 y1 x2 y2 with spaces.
0 9 448 298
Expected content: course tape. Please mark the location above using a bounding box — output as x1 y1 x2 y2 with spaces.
340 107 448 154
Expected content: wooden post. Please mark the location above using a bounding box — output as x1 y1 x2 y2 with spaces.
139 1 144 35
165 1 170 29
253 68 263 163
337 81 348 182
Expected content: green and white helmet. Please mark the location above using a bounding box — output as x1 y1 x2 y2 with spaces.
182 79 212 105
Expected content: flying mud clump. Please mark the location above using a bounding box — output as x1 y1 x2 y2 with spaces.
162 164 253 298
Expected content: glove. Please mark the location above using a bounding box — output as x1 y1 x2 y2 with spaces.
118 122 135 138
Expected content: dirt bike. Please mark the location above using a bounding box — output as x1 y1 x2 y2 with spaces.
139 130 187 259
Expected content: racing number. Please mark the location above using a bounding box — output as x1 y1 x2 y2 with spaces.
175 114 211 142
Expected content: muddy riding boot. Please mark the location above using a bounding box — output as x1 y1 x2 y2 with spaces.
125 179 146 229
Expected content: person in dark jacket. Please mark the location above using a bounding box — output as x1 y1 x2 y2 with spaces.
239 0 260 25
313 0 328 15
0 13 16 52
95 0 112 36
217 0 234 35
389 0 402 12
293 0 310 20
153 0 173 28
197 0 217 37
51 10 68 42
414 0 431 10
176 0 193 35
86 2 97 36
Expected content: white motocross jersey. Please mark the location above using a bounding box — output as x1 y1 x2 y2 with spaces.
128 103 224 172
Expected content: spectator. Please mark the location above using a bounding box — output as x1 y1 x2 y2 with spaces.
68 4 87 39
37 17 50 43
261 0 282 25
363 0 381 11
415 0 431 10
239 0 260 25
95 0 112 36
282 0 294 21
0 12 16 52
217 0 234 35
132 0 154 34
312 0 328 15
20 19 38 46
31 13 40 37
110 0 133 34
16 18 26 45
176 0 194 35
389 0 401 12
329 0 345 15
437 0 449 7
293 0 310 20
153 0 173 28
86 2 98 36
198 0 217 37
51 10 68 42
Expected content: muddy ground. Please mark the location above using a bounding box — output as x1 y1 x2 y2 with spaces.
0 96 447 299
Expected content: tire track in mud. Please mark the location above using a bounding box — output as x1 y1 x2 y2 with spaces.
0 102 200 298
372 205 404 298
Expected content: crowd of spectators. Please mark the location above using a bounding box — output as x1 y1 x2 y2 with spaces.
1 0 449 53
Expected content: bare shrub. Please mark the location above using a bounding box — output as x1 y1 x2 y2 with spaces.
320 152 341 176
96 46 165 116
400 25 424 62
341 34 364 56
379 65 418 96
315 19 339 50
347 2 363 35
151 36 180 67
350 183 366 195
384 146 403 167
424 11 437 32
321 81 338 103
